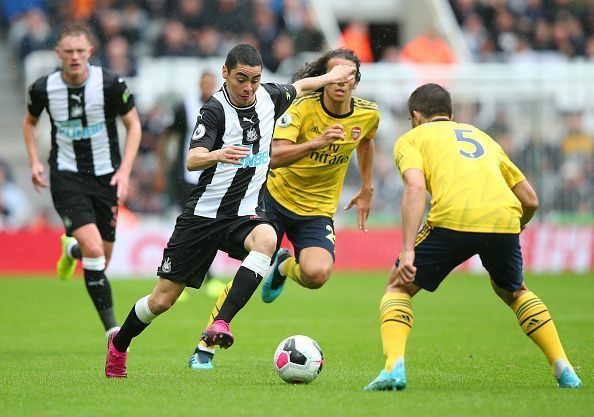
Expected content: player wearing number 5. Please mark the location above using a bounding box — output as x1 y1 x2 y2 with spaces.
365 83 581 391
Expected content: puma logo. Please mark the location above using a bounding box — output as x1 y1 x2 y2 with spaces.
71 93 82 103
242 116 255 124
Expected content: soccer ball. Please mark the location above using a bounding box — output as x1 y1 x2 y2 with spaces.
273 335 324 384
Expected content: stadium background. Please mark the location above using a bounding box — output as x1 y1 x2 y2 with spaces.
0 0 593 275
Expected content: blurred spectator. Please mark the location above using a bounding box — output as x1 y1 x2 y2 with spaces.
560 112 594 161
196 25 222 57
292 6 325 53
18 9 54 61
0 160 34 230
154 19 191 56
400 28 456 64
378 45 400 63
92 7 123 49
103 35 137 76
155 72 218 208
70 0 96 21
339 21 374 63
120 0 149 44
553 161 592 213
212 0 251 36
461 13 490 60
450 0 594 62
177 0 208 30
264 32 296 74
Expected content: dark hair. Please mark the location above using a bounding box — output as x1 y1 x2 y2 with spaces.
407 83 452 119
57 24 93 43
291 48 362 89
224 44 263 71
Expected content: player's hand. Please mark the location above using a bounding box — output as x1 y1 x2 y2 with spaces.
217 145 251 165
326 64 356 85
110 168 131 204
344 187 374 232
311 124 344 150
30 162 48 192
396 250 417 284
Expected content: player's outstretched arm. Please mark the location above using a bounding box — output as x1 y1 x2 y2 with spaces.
22 112 48 192
512 179 539 229
292 64 355 98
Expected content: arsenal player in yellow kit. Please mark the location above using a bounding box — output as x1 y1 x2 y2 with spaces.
365 83 581 391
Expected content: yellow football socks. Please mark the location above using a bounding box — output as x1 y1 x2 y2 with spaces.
198 280 233 350
511 291 569 369
281 256 307 287
380 292 413 372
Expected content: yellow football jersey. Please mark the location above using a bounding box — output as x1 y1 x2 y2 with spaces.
268 92 380 217
393 120 525 233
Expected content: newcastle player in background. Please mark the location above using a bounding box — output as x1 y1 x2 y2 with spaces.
22 24 142 342
105 43 355 378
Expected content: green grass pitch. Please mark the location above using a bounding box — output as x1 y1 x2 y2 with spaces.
1 272 592 417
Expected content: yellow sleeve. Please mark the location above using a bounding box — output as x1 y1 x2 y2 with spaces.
393 133 423 176
498 145 525 188
365 112 380 140
274 105 302 143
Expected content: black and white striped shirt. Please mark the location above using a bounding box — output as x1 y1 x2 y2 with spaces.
27 65 135 176
185 83 297 218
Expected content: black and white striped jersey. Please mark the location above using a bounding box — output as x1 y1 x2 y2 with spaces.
185 82 297 218
27 65 135 176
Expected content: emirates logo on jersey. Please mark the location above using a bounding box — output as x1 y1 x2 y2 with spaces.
351 127 362 141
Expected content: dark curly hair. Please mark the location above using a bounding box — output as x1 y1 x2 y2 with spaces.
291 49 361 91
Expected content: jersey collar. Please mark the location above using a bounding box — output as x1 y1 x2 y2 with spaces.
222 84 257 110
320 96 354 119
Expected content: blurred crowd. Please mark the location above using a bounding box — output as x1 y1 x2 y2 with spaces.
1 0 325 75
0 0 593 231
451 0 594 62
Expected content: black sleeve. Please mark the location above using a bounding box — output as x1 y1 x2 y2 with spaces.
103 69 135 116
189 97 225 151
261 83 298 120
27 76 48 118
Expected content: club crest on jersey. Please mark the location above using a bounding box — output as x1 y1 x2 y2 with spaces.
277 113 292 128
71 105 83 118
192 124 206 141
351 127 362 141
161 257 172 273
245 126 259 143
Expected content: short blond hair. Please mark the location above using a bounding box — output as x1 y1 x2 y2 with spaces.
57 24 93 44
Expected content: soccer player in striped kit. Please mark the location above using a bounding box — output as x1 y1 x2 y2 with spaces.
105 44 355 378
22 24 141 342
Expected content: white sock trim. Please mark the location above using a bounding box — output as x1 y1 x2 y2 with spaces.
135 295 157 324
105 326 120 340
242 251 271 277
553 358 570 379
82 256 106 271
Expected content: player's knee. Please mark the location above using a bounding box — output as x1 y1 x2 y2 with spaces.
81 242 104 259
149 293 176 314
302 267 332 289
252 226 277 256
